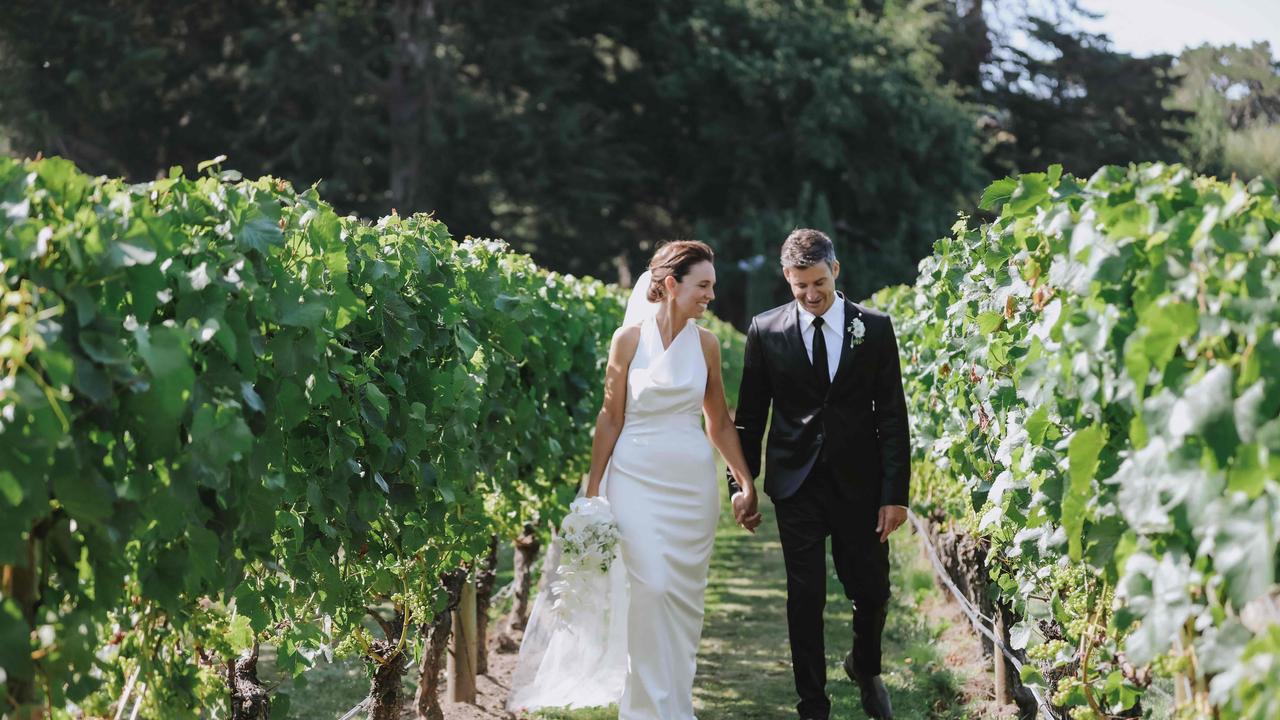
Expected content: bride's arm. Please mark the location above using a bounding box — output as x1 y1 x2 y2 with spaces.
698 329 756 504
584 325 639 498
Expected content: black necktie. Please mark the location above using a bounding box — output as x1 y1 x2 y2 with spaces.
811 316 830 392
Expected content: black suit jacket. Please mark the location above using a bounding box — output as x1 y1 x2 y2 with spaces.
729 296 911 505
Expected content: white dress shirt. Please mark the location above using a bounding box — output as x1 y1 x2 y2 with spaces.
796 297 843 383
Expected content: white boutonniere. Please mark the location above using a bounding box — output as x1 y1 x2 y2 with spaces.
849 317 866 348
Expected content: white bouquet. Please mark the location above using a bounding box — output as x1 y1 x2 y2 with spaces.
548 496 621 627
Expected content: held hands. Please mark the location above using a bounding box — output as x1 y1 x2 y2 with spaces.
731 486 762 534
876 505 908 543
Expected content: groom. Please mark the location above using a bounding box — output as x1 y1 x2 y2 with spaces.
729 229 910 720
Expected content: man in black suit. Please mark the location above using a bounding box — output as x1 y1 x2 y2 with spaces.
729 228 911 720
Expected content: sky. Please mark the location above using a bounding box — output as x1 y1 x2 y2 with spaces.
1077 0 1280 58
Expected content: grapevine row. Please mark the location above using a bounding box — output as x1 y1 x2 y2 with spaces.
0 156 743 716
880 163 1280 718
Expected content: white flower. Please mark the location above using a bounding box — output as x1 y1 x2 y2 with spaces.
849 317 866 348
549 496 621 627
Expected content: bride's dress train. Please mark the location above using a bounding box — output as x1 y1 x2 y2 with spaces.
508 309 718 720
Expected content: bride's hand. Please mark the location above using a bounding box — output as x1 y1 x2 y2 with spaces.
730 477 761 534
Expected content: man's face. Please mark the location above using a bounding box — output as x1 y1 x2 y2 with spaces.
783 260 840 316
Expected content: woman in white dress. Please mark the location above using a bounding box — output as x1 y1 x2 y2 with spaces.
507 241 759 719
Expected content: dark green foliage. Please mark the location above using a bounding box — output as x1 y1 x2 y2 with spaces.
880 162 1280 717
1171 42 1280 184
984 19 1190 177
0 0 985 324
0 154 743 713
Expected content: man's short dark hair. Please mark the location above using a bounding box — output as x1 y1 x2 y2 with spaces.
780 229 836 269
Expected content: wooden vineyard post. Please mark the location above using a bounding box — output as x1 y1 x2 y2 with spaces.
993 611 1013 706
474 535 499 675
447 577 478 702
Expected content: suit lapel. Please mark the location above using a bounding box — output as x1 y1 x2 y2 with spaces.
782 304 810 374
830 297 861 389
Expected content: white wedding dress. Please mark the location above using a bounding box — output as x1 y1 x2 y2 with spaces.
508 274 719 719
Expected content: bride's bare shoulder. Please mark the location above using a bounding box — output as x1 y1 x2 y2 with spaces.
695 325 721 358
611 324 642 354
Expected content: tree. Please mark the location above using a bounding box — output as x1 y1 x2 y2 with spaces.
928 2 1191 181
1171 42 1280 183
982 19 1189 178
0 0 985 323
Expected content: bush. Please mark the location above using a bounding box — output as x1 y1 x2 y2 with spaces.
881 162 1280 717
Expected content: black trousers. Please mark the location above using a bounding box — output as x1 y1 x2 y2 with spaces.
773 461 890 720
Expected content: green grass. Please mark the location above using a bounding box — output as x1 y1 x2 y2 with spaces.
259 612 419 719
261 542 520 718
263 479 972 719
536 479 970 720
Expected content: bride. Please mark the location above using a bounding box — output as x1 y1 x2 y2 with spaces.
508 240 760 718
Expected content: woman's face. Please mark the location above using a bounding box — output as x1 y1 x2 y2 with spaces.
665 260 716 317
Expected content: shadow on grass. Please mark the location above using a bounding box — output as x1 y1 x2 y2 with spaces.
538 482 969 720
827 528 971 720
694 497 969 720
259 471 973 719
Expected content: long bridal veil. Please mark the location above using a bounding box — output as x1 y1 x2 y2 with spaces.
505 272 659 712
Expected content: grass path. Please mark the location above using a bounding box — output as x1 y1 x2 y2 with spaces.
269 484 1001 719
537 488 982 720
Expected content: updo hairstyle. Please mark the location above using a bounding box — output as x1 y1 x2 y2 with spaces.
646 240 714 302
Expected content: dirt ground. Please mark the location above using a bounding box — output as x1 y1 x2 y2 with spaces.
436 544 1020 720
921 590 1021 719
432 629 526 720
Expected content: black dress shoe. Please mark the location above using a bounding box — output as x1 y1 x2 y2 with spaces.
843 652 894 719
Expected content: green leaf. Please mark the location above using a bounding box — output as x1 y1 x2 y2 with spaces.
35 157 90 207
437 474 456 504
1136 302 1198 377
0 470 23 507
130 325 195 459
1063 424 1105 561
356 491 382 522
975 311 1004 335
455 326 480 361
1025 406 1051 445
125 262 167 320
227 614 255 653
1120 553 1196 666
979 178 1017 211
364 384 390 423
0 599 32 680
187 526 221 586
1169 365 1234 444
276 290 328 329
53 467 114 524
108 232 159 269
190 403 254 485
1228 444 1267 497
494 294 517 312
237 206 285 253
197 155 228 173
1214 498 1276 609
241 381 266 414
271 693 292 720
1008 173 1050 215
276 381 308 431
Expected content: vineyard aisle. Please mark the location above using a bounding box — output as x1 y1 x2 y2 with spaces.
530 485 1015 720
267 487 1015 719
